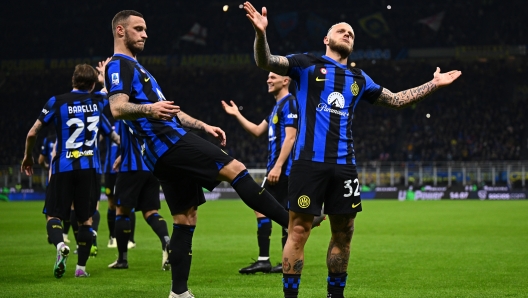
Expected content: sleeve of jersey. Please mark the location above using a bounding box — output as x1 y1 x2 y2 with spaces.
286 53 312 81
360 70 383 104
100 114 113 136
37 97 56 125
105 60 134 97
283 98 299 128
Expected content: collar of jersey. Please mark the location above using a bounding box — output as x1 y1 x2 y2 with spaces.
71 90 90 94
276 93 292 105
114 53 137 62
321 55 347 69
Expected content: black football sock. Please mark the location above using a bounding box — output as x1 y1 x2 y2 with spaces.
115 215 131 262
70 210 79 244
170 224 195 294
129 211 136 243
107 208 116 238
91 210 100 246
46 218 64 247
281 226 288 250
146 213 170 250
76 225 93 266
257 217 271 258
327 272 347 298
63 218 71 235
283 273 301 298
231 170 289 227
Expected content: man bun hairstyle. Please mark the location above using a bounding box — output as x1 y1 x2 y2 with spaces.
112 10 144 35
72 64 98 91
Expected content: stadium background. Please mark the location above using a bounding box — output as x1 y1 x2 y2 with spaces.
0 1 527 297
1 0 526 200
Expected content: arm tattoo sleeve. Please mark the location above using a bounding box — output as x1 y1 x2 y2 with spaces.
177 111 205 130
254 33 289 75
375 81 438 110
109 94 152 120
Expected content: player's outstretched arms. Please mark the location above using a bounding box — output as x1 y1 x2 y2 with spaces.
375 67 462 110
109 93 180 120
21 119 43 176
221 100 267 137
178 110 227 146
243 1 289 75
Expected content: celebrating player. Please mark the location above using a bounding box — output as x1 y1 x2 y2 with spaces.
243 2 462 297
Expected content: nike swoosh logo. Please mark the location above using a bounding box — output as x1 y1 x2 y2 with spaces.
144 77 150 82
315 77 327 81
259 188 265 195
352 202 361 208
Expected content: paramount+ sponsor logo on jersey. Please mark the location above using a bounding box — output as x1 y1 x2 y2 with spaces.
316 92 349 117
66 149 94 159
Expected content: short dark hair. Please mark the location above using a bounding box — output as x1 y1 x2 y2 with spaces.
72 64 98 91
112 10 144 35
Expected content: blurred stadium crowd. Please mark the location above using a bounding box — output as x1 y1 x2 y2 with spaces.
0 0 526 166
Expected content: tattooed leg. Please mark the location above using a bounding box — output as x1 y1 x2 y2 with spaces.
327 213 356 273
282 211 313 274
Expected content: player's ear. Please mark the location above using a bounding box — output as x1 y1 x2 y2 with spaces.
116 24 125 37
323 35 329 45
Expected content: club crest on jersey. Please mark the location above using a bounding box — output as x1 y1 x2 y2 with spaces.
327 92 345 108
351 81 360 96
111 73 119 85
272 114 278 124
298 195 310 208
320 68 327 74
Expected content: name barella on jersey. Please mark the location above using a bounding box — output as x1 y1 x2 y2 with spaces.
38 90 108 174
105 54 187 171
266 93 298 175
101 115 119 174
40 136 56 164
286 53 383 165
117 120 149 172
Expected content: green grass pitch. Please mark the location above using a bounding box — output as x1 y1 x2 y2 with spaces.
0 199 527 297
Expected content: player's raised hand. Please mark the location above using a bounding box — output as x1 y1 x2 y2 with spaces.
432 67 462 87
96 57 112 85
21 156 34 176
150 101 180 121
204 124 227 147
221 100 241 116
244 2 268 35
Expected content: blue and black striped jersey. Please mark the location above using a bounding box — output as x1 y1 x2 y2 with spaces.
105 54 187 171
266 93 298 175
40 136 56 165
97 114 114 174
117 120 149 172
100 115 119 174
38 90 108 174
286 53 383 165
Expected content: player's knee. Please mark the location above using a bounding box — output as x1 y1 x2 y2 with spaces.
288 224 310 244
172 206 197 225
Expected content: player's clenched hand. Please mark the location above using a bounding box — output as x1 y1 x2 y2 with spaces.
204 124 227 147
150 101 180 120
267 166 281 185
21 156 34 176
221 100 241 116
432 67 462 88
244 2 268 35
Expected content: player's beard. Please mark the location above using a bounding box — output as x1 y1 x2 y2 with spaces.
124 31 145 56
328 38 353 58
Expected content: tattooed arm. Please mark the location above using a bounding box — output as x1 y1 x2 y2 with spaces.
375 82 437 110
109 93 180 121
177 110 227 146
375 67 462 110
21 119 43 175
244 2 289 75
